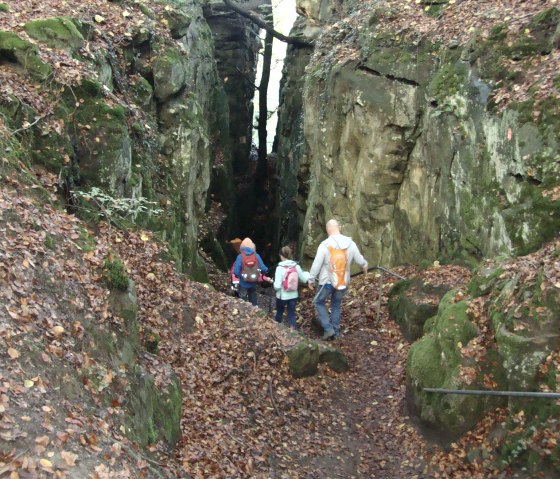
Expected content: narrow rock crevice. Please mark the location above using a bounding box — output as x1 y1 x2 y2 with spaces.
357 63 420 87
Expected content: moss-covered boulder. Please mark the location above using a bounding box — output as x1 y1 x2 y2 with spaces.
153 47 187 102
130 75 154 110
406 291 505 439
389 278 453 341
489 269 560 392
24 17 84 51
0 31 51 79
108 280 140 366
285 339 348 378
164 7 192 39
66 80 132 194
127 371 182 447
286 341 321 377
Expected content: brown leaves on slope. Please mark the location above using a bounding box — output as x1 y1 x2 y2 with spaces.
314 0 560 110
0 173 182 478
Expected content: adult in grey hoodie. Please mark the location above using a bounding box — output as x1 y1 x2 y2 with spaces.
308 219 368 340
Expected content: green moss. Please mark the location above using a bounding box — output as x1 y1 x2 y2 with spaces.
24 17 84 51
489 24 508 42
153 378 182 445
506 36 541 60
0 3 9 12
503 185 560 256
428 63 468 114
468 267 505 297
146 417 158 444
408 336 445 387
164 8 192 39
0 31 52 79
130 76 153 108
103 254 129 291
44 233 56 250
144 329 160 354
529 7 560 31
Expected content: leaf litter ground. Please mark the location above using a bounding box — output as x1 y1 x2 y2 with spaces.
2 165 560 478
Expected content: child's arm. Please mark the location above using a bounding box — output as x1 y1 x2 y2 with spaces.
296 265 311 284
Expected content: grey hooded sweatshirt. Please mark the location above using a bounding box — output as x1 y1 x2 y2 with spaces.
309 234 368 286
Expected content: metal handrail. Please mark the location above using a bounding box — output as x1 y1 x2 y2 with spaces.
351 265 406 280
424 388 560 399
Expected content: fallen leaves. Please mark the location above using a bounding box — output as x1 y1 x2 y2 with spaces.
7 347 20 359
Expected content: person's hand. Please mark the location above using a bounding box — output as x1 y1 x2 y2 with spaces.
267 277 273 284
363 264 369 275
308 281 314 290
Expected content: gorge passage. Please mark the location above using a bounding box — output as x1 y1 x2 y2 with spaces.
0 0 559 478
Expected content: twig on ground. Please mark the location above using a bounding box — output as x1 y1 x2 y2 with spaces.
268 377 281 417
0 449 30 475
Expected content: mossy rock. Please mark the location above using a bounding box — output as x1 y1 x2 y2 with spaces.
153 46 187 102
388 278 452 341
490 269 560 391
467 266 505 298
285 339 348 377
24 17 84 51
130 76 154 109
406 291 504 439
64 81 132 193
164 8 192 39
502 185 560 256
0 31 52 79
285 341 321 378
126 370 182 447
200 230 228 271
318 343 349 372
153 376 182 446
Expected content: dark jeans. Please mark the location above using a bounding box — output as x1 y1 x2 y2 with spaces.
275 298 298 329
239 286 257 306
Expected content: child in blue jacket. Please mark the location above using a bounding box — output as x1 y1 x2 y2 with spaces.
233 237 270 306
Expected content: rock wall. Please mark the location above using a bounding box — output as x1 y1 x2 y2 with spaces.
204 0 268 176
275 2 560 267
0 0 267 280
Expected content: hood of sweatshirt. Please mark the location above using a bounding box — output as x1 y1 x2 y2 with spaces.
278 260 298 266
322 234 352 249
240 246 256 255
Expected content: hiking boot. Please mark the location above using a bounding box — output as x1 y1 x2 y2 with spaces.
321 330 335 341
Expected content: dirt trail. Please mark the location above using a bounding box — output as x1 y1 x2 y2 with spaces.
259 274 428 478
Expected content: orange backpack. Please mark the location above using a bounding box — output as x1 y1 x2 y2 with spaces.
328 244 348 290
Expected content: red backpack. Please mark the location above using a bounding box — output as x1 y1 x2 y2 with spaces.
241 252 260 283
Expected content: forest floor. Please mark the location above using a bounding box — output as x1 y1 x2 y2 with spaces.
2 165 542 479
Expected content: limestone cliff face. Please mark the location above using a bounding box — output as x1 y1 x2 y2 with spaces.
0 0 265 280
204 0 268 176
276 2 560 267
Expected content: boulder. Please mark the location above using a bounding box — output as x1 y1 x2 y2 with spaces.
389 278 452 341
406 290 505 439
153 47 187 102
24 17 84 51
0 31 52 79
285 338 349 378
164 7 192 39
66 79 132 196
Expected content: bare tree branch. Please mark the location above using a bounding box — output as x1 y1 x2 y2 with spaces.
222 0 313 47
